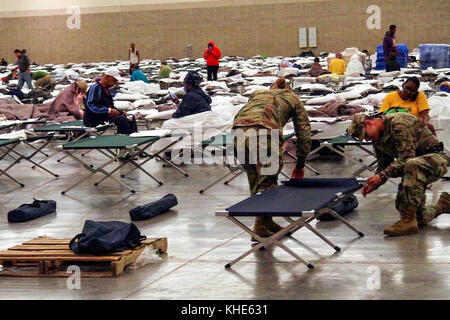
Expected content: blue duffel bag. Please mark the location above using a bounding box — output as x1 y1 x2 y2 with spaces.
316 194 358 221
7 198 56 223
69 220 146 255
129 194 178 221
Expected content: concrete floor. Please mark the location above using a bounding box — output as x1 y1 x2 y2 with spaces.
0 143 449 300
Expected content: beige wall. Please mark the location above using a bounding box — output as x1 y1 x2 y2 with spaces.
0 0 448 64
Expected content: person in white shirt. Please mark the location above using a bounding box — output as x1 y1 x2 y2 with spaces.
128 43 140 74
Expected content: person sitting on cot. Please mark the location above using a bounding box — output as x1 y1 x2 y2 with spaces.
170 71 212 118
328 53 346 75
84 67 137 135
1 68 17 84
308 58 326 77
47 80 87 123
130 64 150 83
379 76 435 135
159 60 173 79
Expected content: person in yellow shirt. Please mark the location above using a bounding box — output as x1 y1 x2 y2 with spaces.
328 53 346 75
380 76 435 134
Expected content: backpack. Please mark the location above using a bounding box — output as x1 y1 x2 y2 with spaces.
316 194 358 221
69 220 146 255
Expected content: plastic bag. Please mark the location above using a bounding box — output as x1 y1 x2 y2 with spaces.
128 247 162 269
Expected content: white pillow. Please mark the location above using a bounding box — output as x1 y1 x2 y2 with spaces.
114 93 147 101
145 109 176 120
114 101 134 111
132 99 156 109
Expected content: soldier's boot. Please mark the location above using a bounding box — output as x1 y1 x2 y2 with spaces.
434 192 450 217
251 217 274 242
384 206 419 236
263 217 283 233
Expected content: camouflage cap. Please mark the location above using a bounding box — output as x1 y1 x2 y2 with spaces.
347 113 368 142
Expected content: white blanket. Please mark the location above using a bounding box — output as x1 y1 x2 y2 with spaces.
130 129 172 138
429 93 450 153
0 129 28 140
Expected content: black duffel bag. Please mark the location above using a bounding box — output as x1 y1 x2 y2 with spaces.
129 194 178 221
69 220 146 255
7 198 56 223
316 194 358 221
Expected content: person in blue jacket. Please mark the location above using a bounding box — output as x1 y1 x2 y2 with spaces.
171 71 212 118
84 67 137 135
130 64 150 83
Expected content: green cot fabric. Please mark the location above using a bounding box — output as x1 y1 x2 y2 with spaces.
63 135 158 150
0 124 16 131
32 71 49 80
327 135 369 145
34 121 85 132
202 132 296 148
0 138 20 147
26 135 55 142
0 135 53 146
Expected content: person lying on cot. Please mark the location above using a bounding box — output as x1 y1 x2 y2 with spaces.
170 71 212 118
379 76 435 135
347 112 449 237
84 67 137 135
232 79 312 240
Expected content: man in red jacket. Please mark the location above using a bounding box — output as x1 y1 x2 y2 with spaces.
203 41 221 81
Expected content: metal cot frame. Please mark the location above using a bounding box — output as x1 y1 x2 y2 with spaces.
198 131 321 194
0 134 61 187
31 121 115 166
60 133 187 194
215 178 366 269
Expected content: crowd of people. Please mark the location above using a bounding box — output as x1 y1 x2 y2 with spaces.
1 30 448 238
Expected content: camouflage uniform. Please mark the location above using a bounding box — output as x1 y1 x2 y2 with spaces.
232 89 311 195
349 113 449 225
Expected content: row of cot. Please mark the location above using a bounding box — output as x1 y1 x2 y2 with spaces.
0 119 376 195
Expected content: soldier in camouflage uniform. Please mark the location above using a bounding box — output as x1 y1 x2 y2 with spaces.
347 112 450 236
232 88 311 239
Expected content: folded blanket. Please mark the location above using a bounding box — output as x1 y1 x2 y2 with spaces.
307 101 367 118
0 129 31 139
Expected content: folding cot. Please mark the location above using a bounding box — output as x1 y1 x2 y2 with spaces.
0 134 61 187
216 178 365 269
32 120 114 166
308 134 374 164
0 119 47 132
60 131 185 194
198 131 320 193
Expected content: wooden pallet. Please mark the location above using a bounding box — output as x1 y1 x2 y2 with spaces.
0 236 167 278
